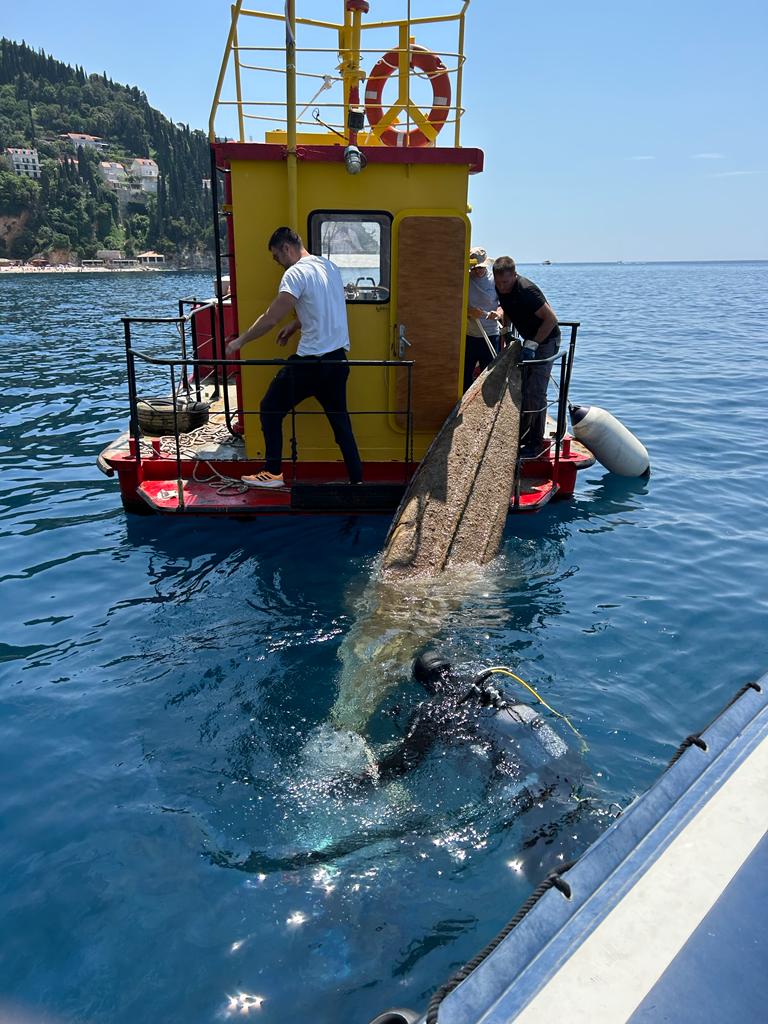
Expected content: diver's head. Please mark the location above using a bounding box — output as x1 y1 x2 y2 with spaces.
412 650 453 694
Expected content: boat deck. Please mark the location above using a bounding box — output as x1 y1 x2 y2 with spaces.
99 393 595 516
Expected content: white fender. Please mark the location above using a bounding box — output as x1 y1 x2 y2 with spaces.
569 405 650 477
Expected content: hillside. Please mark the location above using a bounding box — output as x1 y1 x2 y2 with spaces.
0 38 213 262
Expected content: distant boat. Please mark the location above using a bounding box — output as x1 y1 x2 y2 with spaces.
542 259 552 265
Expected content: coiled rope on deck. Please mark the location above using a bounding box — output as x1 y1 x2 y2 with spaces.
138 422 252 495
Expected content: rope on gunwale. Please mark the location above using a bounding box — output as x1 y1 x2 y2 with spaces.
425 861 576 1024
666 680 762 769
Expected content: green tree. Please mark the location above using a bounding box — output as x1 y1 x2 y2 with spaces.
10 226 37 259
0 168 40 212
1 37 214 260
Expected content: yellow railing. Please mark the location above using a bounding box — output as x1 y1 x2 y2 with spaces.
208 1 471 148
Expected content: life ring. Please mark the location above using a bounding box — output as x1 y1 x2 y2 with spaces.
365 44 451 148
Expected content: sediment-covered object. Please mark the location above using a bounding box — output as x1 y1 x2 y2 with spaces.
330 344 522 732
382 341 522 580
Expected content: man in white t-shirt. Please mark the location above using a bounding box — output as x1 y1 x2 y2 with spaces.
226 227 363 488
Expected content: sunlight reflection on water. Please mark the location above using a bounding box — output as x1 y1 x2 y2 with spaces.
1 264 767 1023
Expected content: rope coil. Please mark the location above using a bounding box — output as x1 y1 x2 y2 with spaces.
138 422 251 495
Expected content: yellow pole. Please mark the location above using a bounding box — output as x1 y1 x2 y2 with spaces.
343 2 365 144
286 0 298 231
455 5 468 146
209 0 246 141
340 8 352 142
406 0 411 141
233 16 246 143
398 22 410 122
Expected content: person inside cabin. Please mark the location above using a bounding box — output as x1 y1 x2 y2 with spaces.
463 246 502 393
492 257 561 459
225 226 363 488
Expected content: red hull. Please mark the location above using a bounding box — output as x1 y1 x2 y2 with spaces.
99 441 592 516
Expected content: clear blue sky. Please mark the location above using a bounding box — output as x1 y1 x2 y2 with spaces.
4 0 767 261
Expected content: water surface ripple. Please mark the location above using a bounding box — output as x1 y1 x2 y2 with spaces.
1 264 767 1023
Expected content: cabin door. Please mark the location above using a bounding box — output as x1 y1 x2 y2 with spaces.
391 212 469 435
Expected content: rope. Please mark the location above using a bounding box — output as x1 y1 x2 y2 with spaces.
297 74 337 121
666 733 707 768
472 317 498 360
485 666 587 750
138 423 250 495
191 460 251 496
425 861 575 1023
138 421 241 459
666 680 762 769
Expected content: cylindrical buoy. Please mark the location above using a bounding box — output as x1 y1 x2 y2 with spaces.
569 405 650 477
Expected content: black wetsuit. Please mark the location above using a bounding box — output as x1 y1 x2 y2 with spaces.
221 662 590 876
375 670 568 785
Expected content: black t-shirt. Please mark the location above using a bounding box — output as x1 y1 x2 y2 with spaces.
496 275 560 342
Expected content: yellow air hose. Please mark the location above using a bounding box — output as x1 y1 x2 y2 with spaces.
485 666 588 752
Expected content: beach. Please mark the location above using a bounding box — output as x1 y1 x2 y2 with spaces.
0 263 196 274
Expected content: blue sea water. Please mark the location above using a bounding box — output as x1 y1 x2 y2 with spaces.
1 263 767 1023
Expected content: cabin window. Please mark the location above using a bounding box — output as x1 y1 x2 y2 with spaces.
308 211 391 303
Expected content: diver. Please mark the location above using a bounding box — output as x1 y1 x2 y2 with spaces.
216 653 591 876
370 651 572 788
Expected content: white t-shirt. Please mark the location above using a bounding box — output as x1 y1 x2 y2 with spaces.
279 255 350 356
467 265 500 338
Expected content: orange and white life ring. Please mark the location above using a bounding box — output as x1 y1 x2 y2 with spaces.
364 44 451 148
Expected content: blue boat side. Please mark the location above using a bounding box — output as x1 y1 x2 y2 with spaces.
428 677 768 1024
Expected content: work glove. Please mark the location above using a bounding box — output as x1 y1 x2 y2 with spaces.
521 343 539 361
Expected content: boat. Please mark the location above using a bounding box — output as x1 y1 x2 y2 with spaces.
368 674 768 1023
97 0 595 517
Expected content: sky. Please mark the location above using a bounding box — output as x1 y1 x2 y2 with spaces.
3 0 767 261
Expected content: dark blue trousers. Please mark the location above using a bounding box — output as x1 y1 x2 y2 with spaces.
260 348 363 483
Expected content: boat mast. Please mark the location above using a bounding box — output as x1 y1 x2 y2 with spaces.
285 0 298 230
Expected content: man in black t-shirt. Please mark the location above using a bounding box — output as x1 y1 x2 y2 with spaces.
492 256 561 457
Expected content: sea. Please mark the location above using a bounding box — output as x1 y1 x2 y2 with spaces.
1 262 767 1024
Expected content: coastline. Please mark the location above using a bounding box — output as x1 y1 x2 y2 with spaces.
0 265 213 275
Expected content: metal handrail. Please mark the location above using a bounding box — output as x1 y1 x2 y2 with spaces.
511 320 580 509
121 314 579 512
128 349 414 370
122 325 416 507
209 2 472 145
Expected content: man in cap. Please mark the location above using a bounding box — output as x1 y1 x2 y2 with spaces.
463 246 502 393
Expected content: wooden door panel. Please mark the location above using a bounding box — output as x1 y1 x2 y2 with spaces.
395 215 467 433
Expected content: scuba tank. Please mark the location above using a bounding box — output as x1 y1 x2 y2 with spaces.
461 668 568 763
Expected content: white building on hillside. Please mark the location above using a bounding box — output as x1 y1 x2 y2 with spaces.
62 133 108 152
137 251 165 265
130 158 159 194
98 161 127 186
5 148 41 179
